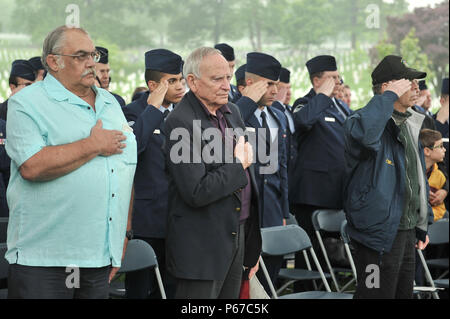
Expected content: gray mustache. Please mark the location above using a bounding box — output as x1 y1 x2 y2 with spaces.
82 68 96 77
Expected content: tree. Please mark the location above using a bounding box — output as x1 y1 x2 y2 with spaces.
385 0 449 88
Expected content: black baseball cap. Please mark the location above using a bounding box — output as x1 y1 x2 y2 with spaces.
371 55 426 85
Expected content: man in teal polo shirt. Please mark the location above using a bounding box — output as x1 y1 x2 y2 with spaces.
5 26 136 299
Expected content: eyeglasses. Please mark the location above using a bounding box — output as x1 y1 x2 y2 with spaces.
427 143 445 150
52 50 101 63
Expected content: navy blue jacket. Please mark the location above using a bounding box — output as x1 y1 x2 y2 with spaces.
229 84 242 104
122 92 169 238
271 101 298 172
343 91 433 253
235 96 290 227
0 119 9 217
290 89 352 208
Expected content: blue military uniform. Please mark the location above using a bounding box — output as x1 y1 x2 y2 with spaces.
122 49 182 299
290 88 352 208
0 119 9 217
271 67 297 172
235 53 289 228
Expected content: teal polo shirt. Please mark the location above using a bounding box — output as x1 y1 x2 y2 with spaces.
5 74 137 268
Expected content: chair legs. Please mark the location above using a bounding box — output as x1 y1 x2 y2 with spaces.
154 265 167 299
417 249 440 299
259 258 278 299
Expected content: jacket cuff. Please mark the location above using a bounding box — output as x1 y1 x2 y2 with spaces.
415 227 427 243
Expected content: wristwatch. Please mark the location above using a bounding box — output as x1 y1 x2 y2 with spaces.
126 229 134 240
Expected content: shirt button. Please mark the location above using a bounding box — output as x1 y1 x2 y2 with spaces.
111 169 114 173
109 217 112 221
112 194 115 198
87 107 91 110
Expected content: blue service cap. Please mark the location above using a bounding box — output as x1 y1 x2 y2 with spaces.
95 46 109 64
246 52 281 81
145 49 183 75
214 43 235 62
235 64 246 82
28 56 44 71
306 55 337 75
418 80 428 91
442 78 449 95
279 67 290 84
11 59 36 81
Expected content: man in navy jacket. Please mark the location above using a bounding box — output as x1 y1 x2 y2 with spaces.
344 55 432 299
122 49 185 299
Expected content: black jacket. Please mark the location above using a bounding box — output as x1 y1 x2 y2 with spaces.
163 91 261 281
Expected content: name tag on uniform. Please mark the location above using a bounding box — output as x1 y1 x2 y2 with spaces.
325 117 336 122
245 127 256 133
122 123 133 133
153 129 161 135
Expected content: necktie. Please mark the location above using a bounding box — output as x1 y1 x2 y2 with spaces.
260 111 271 155
163 110 170 119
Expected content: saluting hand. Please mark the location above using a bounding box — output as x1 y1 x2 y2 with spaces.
242 81 268 103
89 119 127 156
147 80 169 108
385 79 412 98
316 78 335 97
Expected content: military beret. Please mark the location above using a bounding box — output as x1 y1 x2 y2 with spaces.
28 56 44 71
235 64 246 83
279 67 290 84
418 80 428 91
11 60 36 81
306 55 337 75
145 49 183 75
214 43 235 62
96 46 109 64
246 52 281 81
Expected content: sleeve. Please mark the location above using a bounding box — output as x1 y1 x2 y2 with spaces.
125 105 164 156
234 96 259 123
344 91 398 159
292 93 333 131
5 97 47 167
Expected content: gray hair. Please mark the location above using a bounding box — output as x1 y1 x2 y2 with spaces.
183 47 222 80
41 25 89 71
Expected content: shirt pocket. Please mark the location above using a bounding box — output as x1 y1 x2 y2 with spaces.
122 131 137 165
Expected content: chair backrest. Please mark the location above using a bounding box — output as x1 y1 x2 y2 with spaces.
118 239 158 273
261 225 311 256
285 213 298 226
312 209 346 232
0 218 8 243
340 220 351 244
427 219 449 245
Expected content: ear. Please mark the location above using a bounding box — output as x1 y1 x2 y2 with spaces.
423 147 431 157
186 74 197 92
147 80 158 92
246 78 253 87
9 84 16 91
46 54 59 72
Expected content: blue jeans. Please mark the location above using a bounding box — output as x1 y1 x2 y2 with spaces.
352 229 416 299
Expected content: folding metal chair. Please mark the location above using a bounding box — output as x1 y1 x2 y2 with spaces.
110 239 166 299
341 220 444 299
312 209 354 292
416 218 449 299
259 225 353 299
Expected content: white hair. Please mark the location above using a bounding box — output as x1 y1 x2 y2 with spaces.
183 47 222 80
